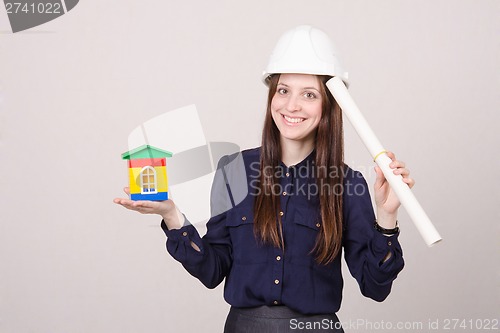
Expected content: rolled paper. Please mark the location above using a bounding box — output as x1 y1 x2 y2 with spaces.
326 77 442 246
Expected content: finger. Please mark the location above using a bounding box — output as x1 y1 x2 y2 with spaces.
115 199 142 212
120 200 137 209
123 187 130 195
400 167 410 176
390 160 406 170
132 200 158 209
386 151 396 161
393 167 410 176
114 198 131 205
386 152 406 169
402 176 415 189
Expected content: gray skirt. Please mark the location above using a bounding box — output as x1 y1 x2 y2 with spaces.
224 305 344 333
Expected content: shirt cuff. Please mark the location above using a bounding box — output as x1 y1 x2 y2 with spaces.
160 214 193 238
372 228 400 250
367 230 403 284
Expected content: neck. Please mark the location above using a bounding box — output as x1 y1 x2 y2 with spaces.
280 136 315 167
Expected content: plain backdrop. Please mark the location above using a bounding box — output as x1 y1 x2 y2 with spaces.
1 1 499 332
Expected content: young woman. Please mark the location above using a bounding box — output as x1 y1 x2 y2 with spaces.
115 25 414 332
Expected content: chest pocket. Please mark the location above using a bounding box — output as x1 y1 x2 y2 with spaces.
290 205 322 263
293 206 322 229
226 204 269 264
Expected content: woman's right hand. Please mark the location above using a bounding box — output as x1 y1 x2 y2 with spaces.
113 187 183 230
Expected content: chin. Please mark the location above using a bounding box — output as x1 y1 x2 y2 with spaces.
280 131 313 143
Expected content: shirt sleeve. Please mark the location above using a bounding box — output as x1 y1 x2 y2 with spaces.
342 169 404 302
161 212 232 289
161 155 239 289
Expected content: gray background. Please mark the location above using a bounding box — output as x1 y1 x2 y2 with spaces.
1 1 499 332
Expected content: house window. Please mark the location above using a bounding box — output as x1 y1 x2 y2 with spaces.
140 166 157 194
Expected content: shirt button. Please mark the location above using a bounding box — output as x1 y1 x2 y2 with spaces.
241 216 247 221
273 300 279 305
286 172 290 177
316 223 321 228
182 231 188 237
279 211 284 217
388 241 392 246
276 256 281 261
282 191 287 196
274 279 280 285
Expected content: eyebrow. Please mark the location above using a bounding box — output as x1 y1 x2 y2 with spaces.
277 82 320 92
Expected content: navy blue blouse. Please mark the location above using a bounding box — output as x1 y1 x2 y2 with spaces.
161 147 404 315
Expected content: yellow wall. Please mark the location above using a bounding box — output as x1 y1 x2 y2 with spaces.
128 166 168 194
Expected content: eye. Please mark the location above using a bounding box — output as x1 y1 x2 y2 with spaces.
277 87 288 95
304 92 317 99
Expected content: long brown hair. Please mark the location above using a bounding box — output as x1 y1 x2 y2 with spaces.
253 74 345 265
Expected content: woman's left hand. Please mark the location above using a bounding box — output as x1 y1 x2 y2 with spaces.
374 151 415 222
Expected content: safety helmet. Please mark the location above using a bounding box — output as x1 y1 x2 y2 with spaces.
263 25 349 86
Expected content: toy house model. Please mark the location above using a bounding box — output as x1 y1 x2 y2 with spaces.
121 145 173 201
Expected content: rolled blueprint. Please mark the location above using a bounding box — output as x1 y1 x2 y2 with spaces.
326 77 442 246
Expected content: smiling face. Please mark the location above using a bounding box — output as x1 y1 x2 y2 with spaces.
271 74 323 147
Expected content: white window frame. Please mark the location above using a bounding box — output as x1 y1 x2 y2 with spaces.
139 166 158 195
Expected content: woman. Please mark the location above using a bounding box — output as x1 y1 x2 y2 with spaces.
114 25 413 332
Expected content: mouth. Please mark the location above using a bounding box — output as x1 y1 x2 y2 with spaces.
282 114 305 125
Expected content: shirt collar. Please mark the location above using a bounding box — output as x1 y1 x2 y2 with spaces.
278 149 316 171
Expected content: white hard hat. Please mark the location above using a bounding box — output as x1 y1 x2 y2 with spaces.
263 25 349 86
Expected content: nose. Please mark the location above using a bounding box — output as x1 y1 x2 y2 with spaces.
286 94 301 112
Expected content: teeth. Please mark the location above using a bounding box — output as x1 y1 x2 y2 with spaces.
284 115 304 123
